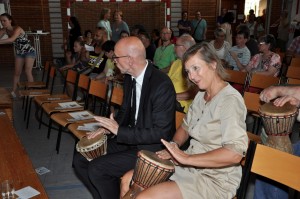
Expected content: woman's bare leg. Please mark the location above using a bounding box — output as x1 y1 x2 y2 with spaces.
24 57 35 82
13 57 25 93
136 181 183 199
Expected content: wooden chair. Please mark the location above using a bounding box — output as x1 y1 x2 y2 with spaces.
245 73 280 93
224 69 248 95
289 57 300 68
243 91 264 134
251 144 300 192
175 111 185 130
287 78 300 85
17 61 51 89
286 66 300 80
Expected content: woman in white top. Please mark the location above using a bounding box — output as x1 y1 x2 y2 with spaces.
97 8 112 40
209 28 231 62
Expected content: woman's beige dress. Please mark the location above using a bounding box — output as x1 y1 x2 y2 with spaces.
170 84 248 199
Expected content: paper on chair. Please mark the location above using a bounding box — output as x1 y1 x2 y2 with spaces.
67 111 94 122
77 122 101 131
56 102 82 109
15 186 40 199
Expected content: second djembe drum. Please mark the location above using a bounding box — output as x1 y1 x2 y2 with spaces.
259 102 298 154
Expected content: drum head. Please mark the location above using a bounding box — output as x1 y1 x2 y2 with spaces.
138 150 174 170
78 134 106 148
259 102 298 117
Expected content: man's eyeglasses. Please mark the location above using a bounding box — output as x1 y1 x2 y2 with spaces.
259 42 266 45
112 55 129 63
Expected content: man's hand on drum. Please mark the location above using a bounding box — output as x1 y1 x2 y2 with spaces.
273 96 300 107
260 86 280 103
94 113 119 135
120 170 134 199
160 139 189 165
87 127 108 139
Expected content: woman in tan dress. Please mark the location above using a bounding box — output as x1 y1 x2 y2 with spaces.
120 42 248 199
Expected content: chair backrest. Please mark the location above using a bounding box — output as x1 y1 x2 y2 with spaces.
41 61 50 81
251 144 300 191
78 74 90 90
287 78 300 85
243 91 263 113
175 111 185 129
224 69 248 85
289 57 300 68
247 73 280 90
110 86 124 106
48 66 57 94
89 80 107 99
286 66 300 80
88 80 109 115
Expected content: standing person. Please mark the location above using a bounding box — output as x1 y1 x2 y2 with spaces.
120 42 248 199
191 11 207 43
66 16 82 55
177 11 192 36
217 8 227 27
221 12 235 46
0 13 36 98
153 27 176 73
245 34 281 77
276 11 289 52
73 36 176 199
97 8 112 40
111 10 130 42
292 13 300 38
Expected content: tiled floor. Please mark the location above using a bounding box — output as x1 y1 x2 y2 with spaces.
1 63 299 199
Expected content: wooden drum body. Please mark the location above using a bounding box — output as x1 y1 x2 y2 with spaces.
123 150 175 199
76 134 107 161
259 103 298 154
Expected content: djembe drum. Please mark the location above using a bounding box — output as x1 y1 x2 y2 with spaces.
76 134 107 161
259 102 298 154
123 150 175 199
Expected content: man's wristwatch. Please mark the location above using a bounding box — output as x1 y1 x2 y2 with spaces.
169 141 179 147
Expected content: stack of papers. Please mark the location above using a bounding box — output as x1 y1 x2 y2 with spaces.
55 102 82 110
77 122 101 131
67 111 94 122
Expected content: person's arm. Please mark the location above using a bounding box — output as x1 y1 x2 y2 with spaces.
203 20 207 40
230 51 247 70
255 53 281 76
260 86 300 103
176 86 198 101
0 26 22 44
0 28 7 39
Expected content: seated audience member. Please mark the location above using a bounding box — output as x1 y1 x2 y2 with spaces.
130 24 146 36
286 36 300 57
254 16 265 40
237 24 259 57
111 10 130 42
244 34 281 77
120 30 129 39
138 31 156 61
153 27 176 73
169 34 197 113
254 85 300 199
151 29 161 48
92 40 116 80
84 29 93 45
88 27 108 78
209 28 231 63
225 30 251 71
73 37 176 199
177 11 192 36
120 42 248 199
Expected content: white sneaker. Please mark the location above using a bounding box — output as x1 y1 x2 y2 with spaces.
11 91 17 98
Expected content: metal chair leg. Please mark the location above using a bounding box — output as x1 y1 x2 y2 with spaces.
47 119 52 139
26 98 33 129
56 126 63 154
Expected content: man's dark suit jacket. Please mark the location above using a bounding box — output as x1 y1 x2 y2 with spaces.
116 62 176 152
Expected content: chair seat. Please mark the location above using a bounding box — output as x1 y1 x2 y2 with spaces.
68 122 97 139
19 89 50 97
34 94 71 106
50 111 95 127
42 101 84 115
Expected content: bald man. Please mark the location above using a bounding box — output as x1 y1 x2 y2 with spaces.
73 37 176 199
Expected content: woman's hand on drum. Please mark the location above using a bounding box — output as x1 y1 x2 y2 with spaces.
260 86 279 102
273 96 300 107
94 113 119 135
87 128 108 139
161 139 189 165
120 170 134 199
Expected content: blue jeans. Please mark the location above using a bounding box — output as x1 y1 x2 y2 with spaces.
254 141 300 199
